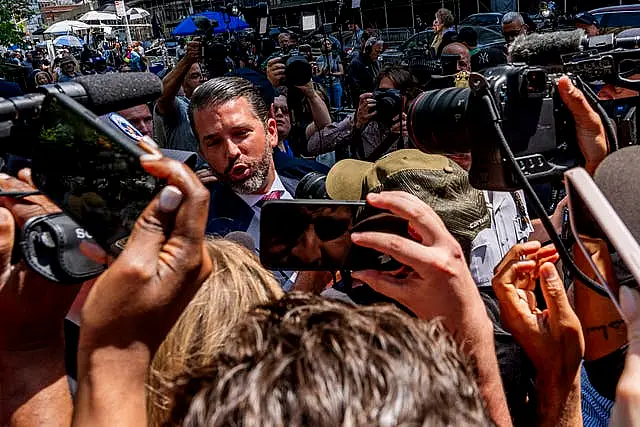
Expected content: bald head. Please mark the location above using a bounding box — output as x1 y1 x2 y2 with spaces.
442 42 470 73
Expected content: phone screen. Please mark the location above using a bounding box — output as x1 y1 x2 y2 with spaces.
30 93 160 254
260 200 410 271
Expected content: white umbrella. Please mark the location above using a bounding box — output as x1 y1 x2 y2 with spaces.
79 11 119 22
44 20 91 34
127 7 150 21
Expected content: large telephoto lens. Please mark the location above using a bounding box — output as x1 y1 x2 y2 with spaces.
406 87 473 154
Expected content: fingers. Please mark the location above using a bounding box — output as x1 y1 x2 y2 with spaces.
351 269 405 300
365 192 445 245
557 76 600 128
492 260 536 300
0 207 15 276
0 173 60 227
141 157 210 242
539 262 574 319
351 231 438 273
493 241 541 276
17 168 35 187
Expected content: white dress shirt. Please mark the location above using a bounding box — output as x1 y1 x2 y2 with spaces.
469 190 533 288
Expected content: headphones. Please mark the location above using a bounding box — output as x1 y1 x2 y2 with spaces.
367 37 383 55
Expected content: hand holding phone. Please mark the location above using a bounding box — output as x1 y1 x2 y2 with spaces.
30 93 161 255
260 199 411 271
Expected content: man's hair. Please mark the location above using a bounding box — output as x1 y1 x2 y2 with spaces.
376 65 421 101
502 12 524 26
188 76 270 141
166 293 493 426
436 8 455 28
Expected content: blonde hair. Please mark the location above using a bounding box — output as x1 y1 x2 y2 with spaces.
146 239 283 426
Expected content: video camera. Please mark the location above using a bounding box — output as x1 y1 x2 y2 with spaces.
193 16 232 78
406 31 640 192
372 88 402 126
279 45 313 87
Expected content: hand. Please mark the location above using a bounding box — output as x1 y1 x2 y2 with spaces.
557 76 608 174
195 167 218 185
351 192 489 330
355 92 376 129
184 40 201 64
351 191 511 426
611 286 640 427
78 157 212 356
0 170 81 350
492 242 583 389
390 112 408 136
267 57 286 87
295 80 316 98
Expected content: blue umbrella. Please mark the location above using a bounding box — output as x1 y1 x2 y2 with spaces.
53 35 84 48
172 11 249 36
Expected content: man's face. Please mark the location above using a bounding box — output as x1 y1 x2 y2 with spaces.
502 22 526 44
370 42 383 61
279 34 296 50
194 97 278 194
348 23 355 32
62 62 75 74
274 95 291 141
442 44 470 72
576 22 599 36
183 63 205 98
118 104 153 138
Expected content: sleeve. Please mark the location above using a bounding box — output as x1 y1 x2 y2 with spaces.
583 345 628 401
307 114 355 156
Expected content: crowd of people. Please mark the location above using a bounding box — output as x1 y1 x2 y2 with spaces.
3 6 640 427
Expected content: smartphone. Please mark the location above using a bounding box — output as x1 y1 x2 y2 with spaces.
30 92 160 255
260 200 411 271
565 167 640 314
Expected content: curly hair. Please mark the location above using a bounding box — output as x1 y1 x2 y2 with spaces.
436 8 455 28
165 293 493 427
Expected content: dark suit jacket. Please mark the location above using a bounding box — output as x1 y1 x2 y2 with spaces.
205 154 329 236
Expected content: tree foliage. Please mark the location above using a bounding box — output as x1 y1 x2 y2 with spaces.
0 0 34 46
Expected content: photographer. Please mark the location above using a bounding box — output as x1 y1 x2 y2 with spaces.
266 57 332 157
154 40 205 152
315 38 344 108
308 66 419 161
348 37 384 98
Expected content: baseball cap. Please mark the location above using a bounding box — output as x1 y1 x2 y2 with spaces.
455 27 478 47
575 12 599 27
326 149 490 256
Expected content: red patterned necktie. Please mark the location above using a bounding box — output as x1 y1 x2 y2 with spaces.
257 190 283 207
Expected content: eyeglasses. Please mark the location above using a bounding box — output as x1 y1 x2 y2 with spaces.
274 105 289 115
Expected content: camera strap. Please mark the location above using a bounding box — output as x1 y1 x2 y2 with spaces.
19 213 106 284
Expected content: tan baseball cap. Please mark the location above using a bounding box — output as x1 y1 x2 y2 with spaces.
326 149 490 257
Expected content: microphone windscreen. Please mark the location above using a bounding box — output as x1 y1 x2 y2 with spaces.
509 30 584 66
594 146 640 243
74 73 162 115
225 231 257 253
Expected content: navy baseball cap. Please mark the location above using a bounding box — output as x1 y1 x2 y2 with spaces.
575 12 599 27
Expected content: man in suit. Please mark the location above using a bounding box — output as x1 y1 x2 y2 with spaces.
189 76 328 289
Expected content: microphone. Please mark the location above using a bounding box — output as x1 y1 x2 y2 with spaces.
510 30 640 67
72 72 163 116
224 231 257 253
593 146 640 243
509 30 585 66
0 72 162 122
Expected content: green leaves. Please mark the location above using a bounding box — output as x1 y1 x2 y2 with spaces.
0 0 35 46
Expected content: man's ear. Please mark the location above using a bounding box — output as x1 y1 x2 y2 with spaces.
267 117 278 148
522 24 529 34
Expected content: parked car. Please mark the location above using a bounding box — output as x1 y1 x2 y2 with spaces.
460 13 503 33
590 5 640 34
380 25 505 66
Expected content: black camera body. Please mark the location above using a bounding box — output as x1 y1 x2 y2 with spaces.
407 64 580 190
372 88 402 126
280 48 313 87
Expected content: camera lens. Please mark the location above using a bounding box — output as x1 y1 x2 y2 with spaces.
295 172 328 199
286 55 312 87
406 87 473 154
